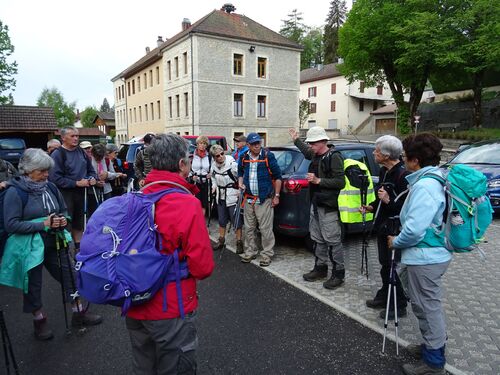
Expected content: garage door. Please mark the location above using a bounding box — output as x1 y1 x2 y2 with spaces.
375 119 396 134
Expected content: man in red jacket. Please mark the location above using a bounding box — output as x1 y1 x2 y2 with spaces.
125 133 214 375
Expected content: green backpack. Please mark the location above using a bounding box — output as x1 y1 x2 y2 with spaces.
421 164 493 253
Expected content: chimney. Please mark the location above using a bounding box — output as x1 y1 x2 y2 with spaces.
221 3 236 13
145 46 150 54
157 36 164 48
182 18 191 31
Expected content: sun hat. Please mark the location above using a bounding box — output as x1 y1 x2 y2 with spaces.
79 141 92 149
305 126 329 143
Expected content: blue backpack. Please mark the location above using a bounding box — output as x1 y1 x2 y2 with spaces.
76 181 191 316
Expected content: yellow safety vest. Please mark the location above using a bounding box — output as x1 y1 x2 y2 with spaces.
338 159 375 224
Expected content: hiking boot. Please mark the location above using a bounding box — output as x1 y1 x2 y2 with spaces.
240 253 257 263
379 307 407 320
258 255 271 267
303 264 328 282
236 240 244 254
71 311 103 328
402 360 445 375
366 297 386 309
33 317 54 341
212 237 225 251
406 344 423 360
323 269 345 290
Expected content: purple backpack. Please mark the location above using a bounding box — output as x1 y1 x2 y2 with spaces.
75 181 191 316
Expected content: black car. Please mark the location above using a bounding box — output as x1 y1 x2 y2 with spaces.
271 142 380 247
0 138 26 168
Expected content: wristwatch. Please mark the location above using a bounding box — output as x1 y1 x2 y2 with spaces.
275 193 280 197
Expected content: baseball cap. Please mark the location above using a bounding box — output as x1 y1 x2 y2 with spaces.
79 141 92 149
246 133 261 144
233 135 247 142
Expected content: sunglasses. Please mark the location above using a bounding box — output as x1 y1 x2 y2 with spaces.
214 153 224 158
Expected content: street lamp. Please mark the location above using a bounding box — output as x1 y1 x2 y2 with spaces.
414 115 421 134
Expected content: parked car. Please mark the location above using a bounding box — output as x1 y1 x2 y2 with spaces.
117 137 145 181
445 139 500 212
271 142 380 248
0 138 26 168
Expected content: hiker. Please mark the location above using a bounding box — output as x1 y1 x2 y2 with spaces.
362 135 409 320
210 144 243 253
46 139 61 155
289 127 346 289
388 133 451 375
231 134 248 163
191 135 212 216
49 126 97 251
80 141 93 159
134 133 155 188
0 148 102 341
0 158 17 190
125 133 214 374
238 133 282 267
105 144 127 197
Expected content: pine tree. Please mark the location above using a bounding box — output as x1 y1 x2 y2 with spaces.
100 97 111 112
279 9 307 44
324 0 347 64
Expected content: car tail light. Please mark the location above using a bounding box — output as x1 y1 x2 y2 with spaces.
283 178 308 194
123 161 129 170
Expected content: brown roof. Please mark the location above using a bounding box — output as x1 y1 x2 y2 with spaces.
371 103 397 115
115 9 302 80
96 112 115 121
0 105 58 131
300 63 342 84
54 128 105 136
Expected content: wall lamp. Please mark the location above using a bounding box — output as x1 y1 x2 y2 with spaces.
249 45 256 53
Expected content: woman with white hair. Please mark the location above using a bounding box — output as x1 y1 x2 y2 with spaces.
0 148 102 340
190 135 212 216
363 135 410 320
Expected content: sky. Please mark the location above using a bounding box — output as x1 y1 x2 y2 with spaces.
0 0 352 110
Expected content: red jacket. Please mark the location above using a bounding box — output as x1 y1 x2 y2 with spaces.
127 170 214 320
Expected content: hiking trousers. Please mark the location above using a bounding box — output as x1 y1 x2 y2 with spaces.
126 311 198 375
309 206 344 270
243 197 275 258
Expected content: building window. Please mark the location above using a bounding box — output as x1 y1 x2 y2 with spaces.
328 119 338 129
137 76 141 92
156 66 160 85
168 97 172 118
183 52 188 74
132 80 135 94
121 85 124 99
144 73 147 89
377 85 383 95
310 103 317 113
151 102 154 120
175 95 180 117
133 107 137 122
359 81 365 93
233 54 243 75
174 57 179 78
167 61 171 81
330 101 336 112
373 101 378 111
359 100 364 111
145 104 148 121
257 95 266 118
184 93 189 117
257 57 267 78
127 82 130 96
331 83 336 94
149 70 153 87
234 93 243 117
157 100 161 119
308 87 317 97
129 108 132 123
139 106 142 122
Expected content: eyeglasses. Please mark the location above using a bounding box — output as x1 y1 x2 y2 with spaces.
214 153 224 158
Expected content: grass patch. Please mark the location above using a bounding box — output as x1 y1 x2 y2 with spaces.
436 128 500 141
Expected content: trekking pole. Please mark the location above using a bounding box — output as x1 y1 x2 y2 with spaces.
0 310 20 375
55 231 71 337
207 178 212 226
360 174 369 279
83 186 88 231
382 248 399 355
233 190 244 233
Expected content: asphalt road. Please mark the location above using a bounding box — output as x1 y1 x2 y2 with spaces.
1 249 415 375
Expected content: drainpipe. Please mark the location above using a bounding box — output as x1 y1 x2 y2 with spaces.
190 34 195 135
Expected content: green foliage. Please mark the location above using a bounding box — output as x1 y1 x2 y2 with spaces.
436 128 500 141
80 106 98 128
301 28 324 70
279 9 307 43
36 87 76 127
0 20 18 105
298 99 310 129
100 98 111 112
323 0 347 64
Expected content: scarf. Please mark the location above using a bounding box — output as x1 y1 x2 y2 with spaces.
20 175 57 214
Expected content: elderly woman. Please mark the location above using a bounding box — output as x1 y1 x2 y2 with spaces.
105 143 127 197
387 134 451 375
190 135 212 215
210 144 243 253
363 135 409 320
0 148 101 341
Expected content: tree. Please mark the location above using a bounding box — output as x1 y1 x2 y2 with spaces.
37 87 76 127
279 9 307 43
299 99 310 129
80 106 98 128
324 0 347 64
339 0 456 132
301 27 324 70
0 21 18 105
100 98 111 112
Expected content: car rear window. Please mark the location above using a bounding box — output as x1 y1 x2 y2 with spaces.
0 139 25 150
273 150 304 174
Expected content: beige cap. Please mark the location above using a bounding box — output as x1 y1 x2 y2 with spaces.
305 126 329 143
80 141 92 149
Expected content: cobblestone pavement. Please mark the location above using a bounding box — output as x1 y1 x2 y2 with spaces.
209 216 500 375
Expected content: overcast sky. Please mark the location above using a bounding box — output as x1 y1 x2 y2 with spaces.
1 0 352 110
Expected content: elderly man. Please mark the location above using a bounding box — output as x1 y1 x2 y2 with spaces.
231 134 248 163
46 139 61 155
49 126 97 251
289 127 346 289
125 133 214 375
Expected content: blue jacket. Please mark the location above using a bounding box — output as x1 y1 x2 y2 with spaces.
238 149 282 204
392 166 452 265
232 145 248 163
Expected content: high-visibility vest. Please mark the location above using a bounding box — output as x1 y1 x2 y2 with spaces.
338 159 375 224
